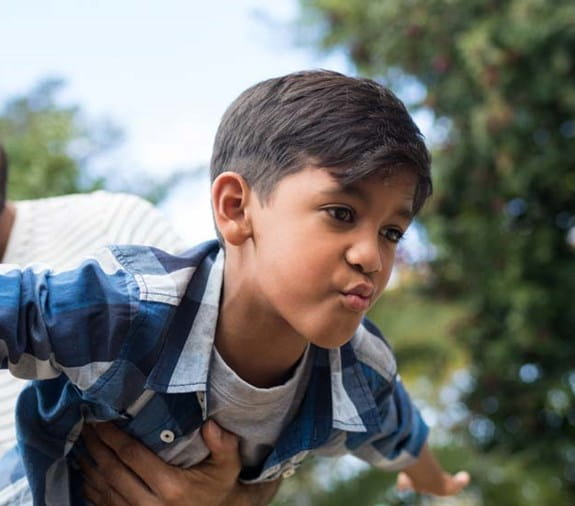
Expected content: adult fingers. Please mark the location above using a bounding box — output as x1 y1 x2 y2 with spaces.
82 424 159 504
200 420 241 473
90 422 177 495
78 454 131 506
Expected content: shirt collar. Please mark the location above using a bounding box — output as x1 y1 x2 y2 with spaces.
328 343 384 433
146 242 224 393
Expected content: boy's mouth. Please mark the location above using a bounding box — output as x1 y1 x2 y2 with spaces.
340 283 374 312
341 293 371 311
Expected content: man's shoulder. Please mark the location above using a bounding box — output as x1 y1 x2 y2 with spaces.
82 190 156 214
15 190 153 216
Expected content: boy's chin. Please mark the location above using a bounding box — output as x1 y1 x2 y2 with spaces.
304 324 361 350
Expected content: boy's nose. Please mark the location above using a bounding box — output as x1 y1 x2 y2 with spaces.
345 236 383 274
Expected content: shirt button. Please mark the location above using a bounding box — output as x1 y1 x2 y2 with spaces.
282 468 296 479
160 430 175 443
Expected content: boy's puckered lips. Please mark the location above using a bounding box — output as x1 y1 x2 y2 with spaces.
340 282 375 312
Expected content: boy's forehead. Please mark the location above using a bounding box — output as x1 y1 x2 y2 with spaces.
270 164 417 203
318 178 366 198
327 167 416 191
320 169 417 216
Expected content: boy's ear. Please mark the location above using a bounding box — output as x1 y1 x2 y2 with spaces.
211 172 254 246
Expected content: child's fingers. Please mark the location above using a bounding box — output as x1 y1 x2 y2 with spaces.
395 471 414 491
396 470 470 496
445 471 471 494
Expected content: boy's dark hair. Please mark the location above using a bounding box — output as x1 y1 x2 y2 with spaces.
0 144 7 212
210 70 432 214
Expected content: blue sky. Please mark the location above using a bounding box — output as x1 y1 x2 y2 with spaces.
0 0 348 173
1 0 351 242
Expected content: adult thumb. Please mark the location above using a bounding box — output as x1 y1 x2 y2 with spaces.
201 420 241 469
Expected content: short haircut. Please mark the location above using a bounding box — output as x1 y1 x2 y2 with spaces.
210 70 432 215
0 144 7 212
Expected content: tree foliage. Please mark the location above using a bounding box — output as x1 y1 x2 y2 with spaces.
296 0 575 503
0 79 123 199
0 79 184 204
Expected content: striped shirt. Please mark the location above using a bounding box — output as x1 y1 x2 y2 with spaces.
0 240 428 506
0 191 186 453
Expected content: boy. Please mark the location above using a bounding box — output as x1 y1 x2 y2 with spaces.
0 70 469 505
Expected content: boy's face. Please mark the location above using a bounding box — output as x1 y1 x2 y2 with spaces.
245 166 416 349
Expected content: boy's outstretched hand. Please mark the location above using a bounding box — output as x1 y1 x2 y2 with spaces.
395 443 470 497
80 420 281 506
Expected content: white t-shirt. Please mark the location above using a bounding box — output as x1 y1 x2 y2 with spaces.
0 191 186 452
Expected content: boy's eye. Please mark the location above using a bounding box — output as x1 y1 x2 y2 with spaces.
382 228 404 244
326 207 354 223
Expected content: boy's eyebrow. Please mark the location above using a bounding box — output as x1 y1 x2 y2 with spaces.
319 183 367 201
320 184 415 221
394 207 415 221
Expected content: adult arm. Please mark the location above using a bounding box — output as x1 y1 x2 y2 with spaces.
80 421 282 506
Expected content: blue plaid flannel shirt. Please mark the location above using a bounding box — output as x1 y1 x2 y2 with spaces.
0 240 428 506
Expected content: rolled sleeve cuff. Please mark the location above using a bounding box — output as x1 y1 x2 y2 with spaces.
352 405 430 471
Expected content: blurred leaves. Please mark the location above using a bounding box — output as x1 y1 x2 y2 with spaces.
369 286 469 386
0 78 121 199
0 78 182 204
294 0 575 503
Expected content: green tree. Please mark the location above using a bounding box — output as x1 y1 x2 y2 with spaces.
0 79 182 203
0 78 122 199
294 0 575 504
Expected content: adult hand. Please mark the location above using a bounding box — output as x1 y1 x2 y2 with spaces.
79 420 281 506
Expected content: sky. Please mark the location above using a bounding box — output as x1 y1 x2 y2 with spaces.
1 0 352 243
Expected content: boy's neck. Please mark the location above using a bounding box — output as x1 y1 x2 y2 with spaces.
215 255 309 389
215 326 307 388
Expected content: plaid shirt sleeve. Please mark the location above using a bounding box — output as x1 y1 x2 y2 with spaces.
348 374 429 471
0 246 140 382
0 243 208 505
